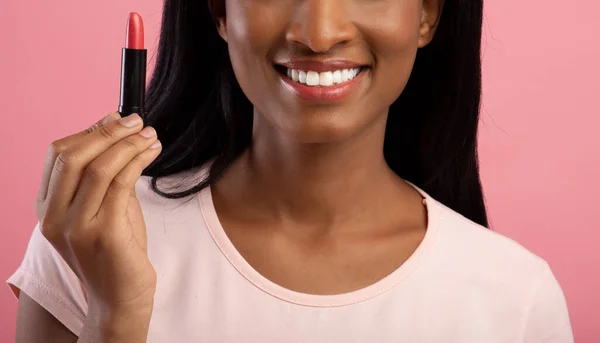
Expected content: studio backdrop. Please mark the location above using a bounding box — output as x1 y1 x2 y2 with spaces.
0 0 598 341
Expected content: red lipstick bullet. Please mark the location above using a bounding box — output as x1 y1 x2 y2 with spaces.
119 12 147 116
126 12 144 50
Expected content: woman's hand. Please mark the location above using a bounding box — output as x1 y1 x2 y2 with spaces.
35 112 162 341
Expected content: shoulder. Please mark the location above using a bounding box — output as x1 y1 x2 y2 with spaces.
429 197 549 272
423 196 557 297
424 197 573 340
428 200 573 342
431 199 573 341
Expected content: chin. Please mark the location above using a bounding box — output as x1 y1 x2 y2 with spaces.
271 109 378 144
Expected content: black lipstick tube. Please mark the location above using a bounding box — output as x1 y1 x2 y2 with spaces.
118 48 147 117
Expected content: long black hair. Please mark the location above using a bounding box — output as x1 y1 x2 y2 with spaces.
141 0 489 228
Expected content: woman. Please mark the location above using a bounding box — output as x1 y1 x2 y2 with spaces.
8 0 574 342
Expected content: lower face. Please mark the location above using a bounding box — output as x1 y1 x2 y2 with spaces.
224 0 423 144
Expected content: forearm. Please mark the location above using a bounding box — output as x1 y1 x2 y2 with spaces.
78 305 153 343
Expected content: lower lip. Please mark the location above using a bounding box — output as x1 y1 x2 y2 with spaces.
278 69 367 102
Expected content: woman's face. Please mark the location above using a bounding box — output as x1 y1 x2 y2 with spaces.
217 0 441 143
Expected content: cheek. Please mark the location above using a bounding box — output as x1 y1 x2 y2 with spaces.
226 4 277 51
224 0 283 102
358 0 422 55
357 3 422 99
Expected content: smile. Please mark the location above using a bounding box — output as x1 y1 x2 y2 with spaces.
275 64 368 102
285 67 362 87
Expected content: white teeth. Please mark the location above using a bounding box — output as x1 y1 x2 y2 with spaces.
284 67 362 87
341 69 349 81
332 70 342 84
306 71 320 86
299 70 307 83
319 71 333 86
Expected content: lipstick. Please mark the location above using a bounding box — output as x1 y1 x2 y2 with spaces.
119 12 147 116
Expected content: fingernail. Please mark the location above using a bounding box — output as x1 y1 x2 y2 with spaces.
149 140 162 149
139 127 157 138
119 114 142 128
101 112 120 125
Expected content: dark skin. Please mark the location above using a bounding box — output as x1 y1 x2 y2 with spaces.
16 0 443 341
212 0 442 295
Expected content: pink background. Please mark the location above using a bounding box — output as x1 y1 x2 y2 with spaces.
0 0 598 341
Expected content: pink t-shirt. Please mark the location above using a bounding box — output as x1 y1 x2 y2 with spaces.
7 171 574 342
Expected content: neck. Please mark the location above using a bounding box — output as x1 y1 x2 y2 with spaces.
215 110 417 229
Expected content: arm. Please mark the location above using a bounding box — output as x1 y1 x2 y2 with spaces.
77 303 153 343
16 292 152 343
10 112 158 343
16 292 78 343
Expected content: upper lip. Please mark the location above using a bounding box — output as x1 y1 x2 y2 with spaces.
275 60 368 72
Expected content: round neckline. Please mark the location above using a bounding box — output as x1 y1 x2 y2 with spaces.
198 182 441 307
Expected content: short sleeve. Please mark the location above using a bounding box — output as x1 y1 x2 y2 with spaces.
6 222 88 336
521 263 574 343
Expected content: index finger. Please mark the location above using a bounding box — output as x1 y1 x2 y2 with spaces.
36 112 121 205
44 113 147 217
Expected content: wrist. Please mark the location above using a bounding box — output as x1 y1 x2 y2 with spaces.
85 303 154 343
102 311 152 343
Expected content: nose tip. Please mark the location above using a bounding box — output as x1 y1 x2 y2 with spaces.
285 0 357 53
